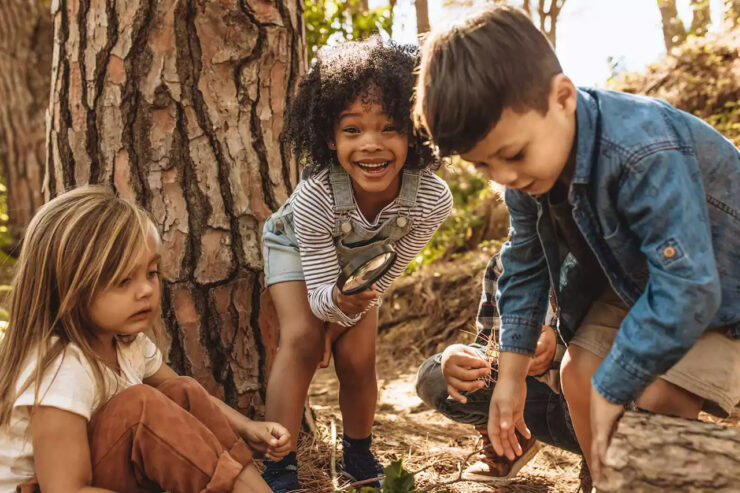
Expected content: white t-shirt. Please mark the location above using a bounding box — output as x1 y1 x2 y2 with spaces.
0 333 163 492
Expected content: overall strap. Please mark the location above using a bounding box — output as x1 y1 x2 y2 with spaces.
395 169 421 225
329 164 355 235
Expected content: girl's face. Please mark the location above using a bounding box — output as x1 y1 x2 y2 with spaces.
87 223 162 343
329 98 410 201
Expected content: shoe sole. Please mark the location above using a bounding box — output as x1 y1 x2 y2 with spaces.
462 440 543 483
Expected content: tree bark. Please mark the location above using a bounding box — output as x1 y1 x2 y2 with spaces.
600 411 740 492
725 0 740 26
0 0 52 250
690 0 711 36
415 0 431 36
657 0 687 51
536 0 565 49
47 0 305 416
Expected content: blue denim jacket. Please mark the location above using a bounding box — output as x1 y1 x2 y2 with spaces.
496 88 740 405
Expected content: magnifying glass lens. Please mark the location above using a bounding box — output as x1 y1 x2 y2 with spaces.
337 245 397 295
342 252 395 292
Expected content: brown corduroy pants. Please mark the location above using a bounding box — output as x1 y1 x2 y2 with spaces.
17 376 253 493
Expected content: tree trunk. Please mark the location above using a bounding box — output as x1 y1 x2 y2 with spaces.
415 0 431 36
536 0 565 49
47 0 305 416
657 0 687 51
0 0 52 250
725 0 740 26
690 0 711 36
600 411 740 492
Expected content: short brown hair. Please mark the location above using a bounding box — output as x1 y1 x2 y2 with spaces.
414 5 562 156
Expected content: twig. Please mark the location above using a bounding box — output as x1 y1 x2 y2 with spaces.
330 419 339 491
303 396 318 437
424 446 485 491
348 475 384 489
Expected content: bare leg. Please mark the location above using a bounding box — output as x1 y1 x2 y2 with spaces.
332 308 378 438
561 345 705 472
263 281 325 450
560 345 601 470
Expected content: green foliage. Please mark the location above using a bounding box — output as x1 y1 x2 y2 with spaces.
334 460 451 493
305 0 393 65
609 28 740 145
406 159 494 274
0 180 11 253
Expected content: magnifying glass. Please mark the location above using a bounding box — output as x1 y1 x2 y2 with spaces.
336 244 397 295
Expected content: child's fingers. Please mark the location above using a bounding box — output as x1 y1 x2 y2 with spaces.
446 364 489 382
446 384 467 403
447 375 485 394
453 353 490 369
515 418 532 440
498 407 519 460
487 407 505 457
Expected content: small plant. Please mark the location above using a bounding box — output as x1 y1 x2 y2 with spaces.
334 460 452 493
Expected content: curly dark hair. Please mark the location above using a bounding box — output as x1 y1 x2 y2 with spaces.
284 37 438 174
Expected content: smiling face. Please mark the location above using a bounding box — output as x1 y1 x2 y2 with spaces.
87 222 162 343
329 97 410 203
460 75 578 196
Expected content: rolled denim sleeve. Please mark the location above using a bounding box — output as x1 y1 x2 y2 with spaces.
593 148 721 404
496 188 551 356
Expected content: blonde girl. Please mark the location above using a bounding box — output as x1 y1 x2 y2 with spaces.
0 186 290 493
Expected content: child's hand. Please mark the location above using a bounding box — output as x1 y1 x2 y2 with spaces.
318 325 348 369
486 351 532 460
332 284 379 316
241 421 292 462
528 326 557 376
589 386 624 487
440 345 491 403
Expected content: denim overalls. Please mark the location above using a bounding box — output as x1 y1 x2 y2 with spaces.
262 165 421 288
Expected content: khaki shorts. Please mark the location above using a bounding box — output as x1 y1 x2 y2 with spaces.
570 287 740 417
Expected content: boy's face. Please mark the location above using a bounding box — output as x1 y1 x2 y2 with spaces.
460 75 578 196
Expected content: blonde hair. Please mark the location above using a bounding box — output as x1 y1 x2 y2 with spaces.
0 185 159 428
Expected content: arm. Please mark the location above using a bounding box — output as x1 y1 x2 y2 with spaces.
30 407 116 493
488 188 550 459
291 182 364 327
144 364 290 461
496 188 551 357
592 149 721 405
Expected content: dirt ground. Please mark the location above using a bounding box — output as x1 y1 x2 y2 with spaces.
299 332 585 493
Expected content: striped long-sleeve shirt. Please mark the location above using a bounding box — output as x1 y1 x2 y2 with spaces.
291 167 453 326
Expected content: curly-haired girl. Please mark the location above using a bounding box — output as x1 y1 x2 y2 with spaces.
261 38 453 492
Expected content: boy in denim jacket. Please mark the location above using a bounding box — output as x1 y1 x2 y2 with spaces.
413 5 740 486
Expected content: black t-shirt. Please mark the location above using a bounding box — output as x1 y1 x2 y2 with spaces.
547 181 608 295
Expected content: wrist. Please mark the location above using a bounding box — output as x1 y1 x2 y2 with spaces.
498 351 531 381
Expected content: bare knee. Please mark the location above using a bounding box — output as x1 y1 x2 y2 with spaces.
278 320 324 366
636 379 703 419
560 347 598 406
336 349 376 386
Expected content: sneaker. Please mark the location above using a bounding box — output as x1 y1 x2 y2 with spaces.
462 426 541 482
262 454 301 493
339 436 384 488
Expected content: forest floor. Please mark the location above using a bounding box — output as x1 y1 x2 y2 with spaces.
295 252 740 493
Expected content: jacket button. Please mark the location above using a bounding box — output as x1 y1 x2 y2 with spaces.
663 246 676 258
341 222 352 234
396 216 408 227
